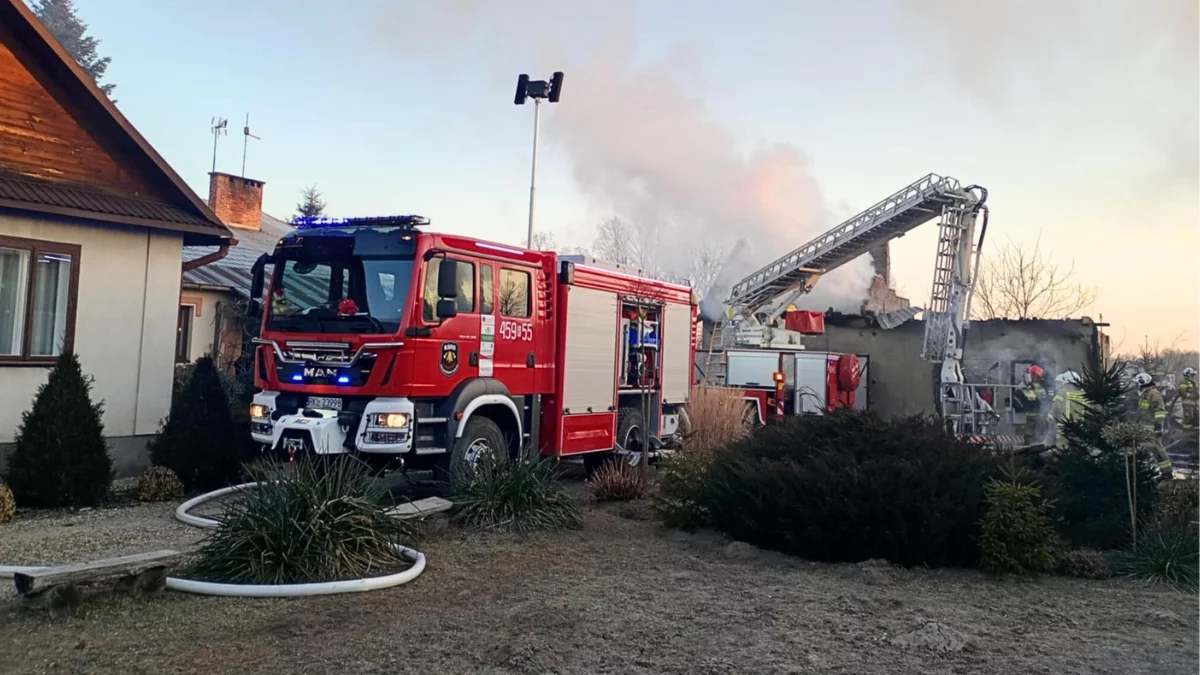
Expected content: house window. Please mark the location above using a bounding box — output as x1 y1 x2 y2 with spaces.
0 236 80 364
498 268 531 318
176 305 195 364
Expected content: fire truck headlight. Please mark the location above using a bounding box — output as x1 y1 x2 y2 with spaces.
371 413 410 429
249 404 270 420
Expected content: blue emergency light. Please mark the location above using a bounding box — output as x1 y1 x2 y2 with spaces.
337 375 352 385
293 215 429 229
291 374 304 382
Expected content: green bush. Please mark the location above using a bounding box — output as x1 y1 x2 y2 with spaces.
979 469 1058 575
451 456 582 534
1110 523 1199 592
3 351 112 508
654 451 717 530
1055 548 1110 579
1153 478 1199 532
1045 361 1159 549
172 362 250 419
189 458 414 584
587 458 649 502
702 409 1002 567
150 357 242 492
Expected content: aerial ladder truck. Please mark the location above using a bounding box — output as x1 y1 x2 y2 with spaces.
699 173 999 438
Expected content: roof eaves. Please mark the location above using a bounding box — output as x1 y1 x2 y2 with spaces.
0 0 229 239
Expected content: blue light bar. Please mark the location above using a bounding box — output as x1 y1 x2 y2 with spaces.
337 375 351 385
293 214 430 229
291 374 304 382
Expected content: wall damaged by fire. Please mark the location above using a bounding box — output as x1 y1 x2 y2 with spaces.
806 315 1108 418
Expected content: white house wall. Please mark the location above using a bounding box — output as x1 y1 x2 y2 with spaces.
0 213 183 442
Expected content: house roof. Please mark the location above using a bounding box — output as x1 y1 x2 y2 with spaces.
0 0 229 245
182 212 292 297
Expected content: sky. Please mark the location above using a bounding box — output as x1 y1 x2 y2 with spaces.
75 0 1198 349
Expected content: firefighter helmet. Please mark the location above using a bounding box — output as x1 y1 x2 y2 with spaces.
1027 364 1045 380
1184 367 1197 380
1135 372 1153 388
1055 370 1081 388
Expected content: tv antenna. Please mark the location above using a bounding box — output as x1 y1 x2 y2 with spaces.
241 113 261 177
210 116 227 173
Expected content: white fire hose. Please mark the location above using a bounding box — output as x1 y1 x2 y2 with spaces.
1 481 428 598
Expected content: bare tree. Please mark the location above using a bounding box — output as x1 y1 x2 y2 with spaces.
686 241 724 298
1123 333 1196 384
591 215 660 274
972 235 1097 320
530 230 558 251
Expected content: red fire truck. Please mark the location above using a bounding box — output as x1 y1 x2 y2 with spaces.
245 215 696 475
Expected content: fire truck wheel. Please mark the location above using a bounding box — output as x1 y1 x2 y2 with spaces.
441 415 509 478
584 408 646 474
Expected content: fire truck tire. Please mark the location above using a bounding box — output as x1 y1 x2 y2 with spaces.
439 415 508 479
584 408 645 474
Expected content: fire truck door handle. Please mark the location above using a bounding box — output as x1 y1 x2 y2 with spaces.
526 353 535 368
469 351 479 367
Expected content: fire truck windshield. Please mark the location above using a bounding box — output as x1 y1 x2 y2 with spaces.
267 256 414 334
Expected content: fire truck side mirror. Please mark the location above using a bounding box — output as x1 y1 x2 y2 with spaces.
437 258 460 299
435 299 458 320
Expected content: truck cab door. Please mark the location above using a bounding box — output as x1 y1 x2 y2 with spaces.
413 256 480 398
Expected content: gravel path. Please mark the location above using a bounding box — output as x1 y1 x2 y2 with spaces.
0 491 1196 674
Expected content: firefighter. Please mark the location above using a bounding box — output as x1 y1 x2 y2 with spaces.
1049 370 1086 447
1179 367 1197 430
1134 372 1173 477
1019 364 1049 446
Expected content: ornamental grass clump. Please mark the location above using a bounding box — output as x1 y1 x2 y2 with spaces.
189 458 414 585
451 455 582 534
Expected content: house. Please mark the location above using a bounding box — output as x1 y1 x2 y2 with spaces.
0 0 230 475
178 172 291 368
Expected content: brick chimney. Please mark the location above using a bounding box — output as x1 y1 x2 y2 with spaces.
208 172 264 230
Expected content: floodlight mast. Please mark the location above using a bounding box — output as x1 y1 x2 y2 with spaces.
514 71 564 249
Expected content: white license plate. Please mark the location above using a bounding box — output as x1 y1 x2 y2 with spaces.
307 396 342 411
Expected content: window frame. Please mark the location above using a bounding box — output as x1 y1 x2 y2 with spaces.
498 267 532 319
0 235 81 366
421 256 477 323
176 304 195 364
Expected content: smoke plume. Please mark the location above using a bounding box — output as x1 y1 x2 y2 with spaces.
372 1 875 314
900 0 1199 187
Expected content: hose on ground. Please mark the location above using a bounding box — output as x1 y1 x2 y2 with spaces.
1 480 428 598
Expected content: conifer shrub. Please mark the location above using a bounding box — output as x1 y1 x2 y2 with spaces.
702 409 1001 567
150 357 241 492
1044 361 1159 549
979 468 1058 575
2 351 112 508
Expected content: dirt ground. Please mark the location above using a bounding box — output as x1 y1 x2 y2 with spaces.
1 486 1197 675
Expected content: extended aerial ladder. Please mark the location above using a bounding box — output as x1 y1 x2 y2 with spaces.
704 173 992 434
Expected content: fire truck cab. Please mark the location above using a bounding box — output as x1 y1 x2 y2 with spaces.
246 215 695 474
